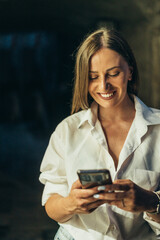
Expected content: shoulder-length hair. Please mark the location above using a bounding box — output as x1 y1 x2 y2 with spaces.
71 28 139 114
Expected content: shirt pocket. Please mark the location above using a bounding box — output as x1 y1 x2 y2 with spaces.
131 169 160 191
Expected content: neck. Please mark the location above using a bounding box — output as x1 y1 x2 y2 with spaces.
98 95 135 123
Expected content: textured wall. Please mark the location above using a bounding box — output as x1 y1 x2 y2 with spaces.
121 1 160 108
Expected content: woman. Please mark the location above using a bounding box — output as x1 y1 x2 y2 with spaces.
39 28 160 240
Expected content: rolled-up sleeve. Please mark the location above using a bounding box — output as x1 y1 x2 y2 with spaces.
143 212 160 235
39 130 68 206
143 190 160 236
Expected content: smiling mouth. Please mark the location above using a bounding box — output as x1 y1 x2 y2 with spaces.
99 91 116 98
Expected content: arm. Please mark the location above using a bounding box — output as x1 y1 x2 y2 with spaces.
45 179 105 223
45 193 74 223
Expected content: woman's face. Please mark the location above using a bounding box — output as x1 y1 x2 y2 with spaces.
88 47 132 110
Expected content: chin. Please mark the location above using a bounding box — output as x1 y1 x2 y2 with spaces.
98 101 116 109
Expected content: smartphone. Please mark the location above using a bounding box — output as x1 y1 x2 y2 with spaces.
77 169 112 188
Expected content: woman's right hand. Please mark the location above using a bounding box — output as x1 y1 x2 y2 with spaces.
65 179 105 215
45 179 105 223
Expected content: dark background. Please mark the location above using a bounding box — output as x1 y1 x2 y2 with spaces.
0 1 160 239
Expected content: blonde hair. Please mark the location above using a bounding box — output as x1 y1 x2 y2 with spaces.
71 28 139 114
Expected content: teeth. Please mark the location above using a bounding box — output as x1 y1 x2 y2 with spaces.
100 92 114 98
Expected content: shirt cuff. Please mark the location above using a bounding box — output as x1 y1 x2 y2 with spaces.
143 190 160 236
41 181 69 206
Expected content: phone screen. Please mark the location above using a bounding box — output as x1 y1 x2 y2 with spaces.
77 169 112 188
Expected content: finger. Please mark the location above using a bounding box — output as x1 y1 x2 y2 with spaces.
113 179 134 188
113 179 131 184
93 191 127 200
87 200 106 211
74 197 98 209
70 188 98 200
105 183 130 192
109 200 125 208
76 200 105 214
71 179 83 189
75 187 100 198
80 196 103 205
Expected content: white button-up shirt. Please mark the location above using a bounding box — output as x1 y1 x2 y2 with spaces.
39 96 160 240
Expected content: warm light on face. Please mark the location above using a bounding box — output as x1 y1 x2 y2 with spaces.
88 48 132 109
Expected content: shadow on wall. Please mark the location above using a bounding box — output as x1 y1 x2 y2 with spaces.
0 32 71 130
0 31 72 239
0 31 72 182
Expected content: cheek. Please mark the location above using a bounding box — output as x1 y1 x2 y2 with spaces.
88 82 94 93
120 74 129 85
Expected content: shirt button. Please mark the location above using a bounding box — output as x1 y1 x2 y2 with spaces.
128 145 133 150
110 224 117 232
105 224 117 235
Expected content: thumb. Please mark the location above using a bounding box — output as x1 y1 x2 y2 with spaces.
71 179 82 190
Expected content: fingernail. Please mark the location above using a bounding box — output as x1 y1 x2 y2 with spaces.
93 194 100 199
98 186 106 191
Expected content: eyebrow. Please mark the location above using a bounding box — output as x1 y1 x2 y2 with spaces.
89 66 121 73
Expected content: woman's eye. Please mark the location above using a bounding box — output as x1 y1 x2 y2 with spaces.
108 72 120 77
89 76 98 80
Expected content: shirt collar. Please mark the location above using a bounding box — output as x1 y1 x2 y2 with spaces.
134 95 160 126
78 95 160 129
78 101 98 128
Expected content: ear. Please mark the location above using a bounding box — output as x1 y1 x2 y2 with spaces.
128 66 133 81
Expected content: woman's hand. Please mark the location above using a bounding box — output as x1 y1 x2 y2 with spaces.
65 179 105 215
93 179 158 213
45 179 106 223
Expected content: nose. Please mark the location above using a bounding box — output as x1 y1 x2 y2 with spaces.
100 75 111 91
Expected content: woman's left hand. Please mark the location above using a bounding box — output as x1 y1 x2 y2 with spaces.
94 179 158 213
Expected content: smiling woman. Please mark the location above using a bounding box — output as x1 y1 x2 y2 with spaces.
39 28 160 240
71 28 139 114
